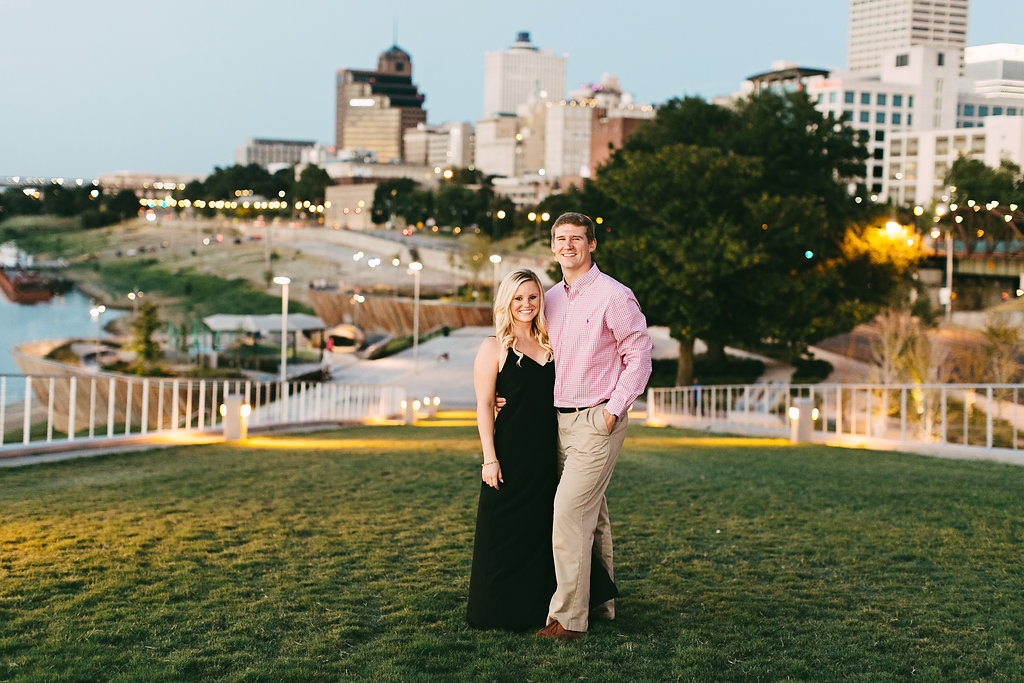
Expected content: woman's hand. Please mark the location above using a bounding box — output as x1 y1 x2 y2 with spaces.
482 460 503 489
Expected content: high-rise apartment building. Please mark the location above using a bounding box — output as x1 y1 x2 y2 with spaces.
235 138 318 171
483 32 565 117
848 0 969 74
335 46 427 163
403 122 474 169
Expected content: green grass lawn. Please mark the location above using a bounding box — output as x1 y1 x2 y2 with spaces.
1 425 1023 681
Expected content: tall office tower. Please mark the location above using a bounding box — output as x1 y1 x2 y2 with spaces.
483 32 566 117
335 46 427 163
848 0 969 74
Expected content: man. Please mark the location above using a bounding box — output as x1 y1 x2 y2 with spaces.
536 212 652 641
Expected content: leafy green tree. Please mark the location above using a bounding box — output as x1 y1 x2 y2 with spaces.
435 184 487 229
946 157 1023 206
371 178 419 225
591 91 916 384
107 189 140 221
0 187 42 218
293 164 332 204
129 300 163 375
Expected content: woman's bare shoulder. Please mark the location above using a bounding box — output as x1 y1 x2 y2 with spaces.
476 335 499 360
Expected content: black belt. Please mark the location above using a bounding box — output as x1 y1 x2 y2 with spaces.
556 400 608 414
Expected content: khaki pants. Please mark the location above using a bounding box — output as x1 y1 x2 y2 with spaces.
547 406 629 632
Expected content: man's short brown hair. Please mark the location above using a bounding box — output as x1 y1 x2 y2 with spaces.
551 212 595 243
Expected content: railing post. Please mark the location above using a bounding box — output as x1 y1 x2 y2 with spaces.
185 380 194 430
125 380 133 435
941 386 948 444
171 380 180 430
986 386 994 449
68 377 77 442
89 377 97 439
900 387 907 441
46 377 55 443
141 379 150 435
198 380 207 430
22 376 31 445
107 377 116 438
835 386 842 435
0 376 6 446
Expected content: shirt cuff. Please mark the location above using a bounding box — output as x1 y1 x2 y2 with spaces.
605 401 626 420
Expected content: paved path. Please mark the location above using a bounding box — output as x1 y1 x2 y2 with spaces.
325 326 490 410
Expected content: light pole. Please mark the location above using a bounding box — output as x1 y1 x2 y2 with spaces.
392 257 401 297
127 289 143 317
528 211 550 241
409 261 422 373
273 276 291 385
489 254 502 299
932 204 954 322
89 303 106 340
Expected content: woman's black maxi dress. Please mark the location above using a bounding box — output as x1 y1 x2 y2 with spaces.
466 348 617 631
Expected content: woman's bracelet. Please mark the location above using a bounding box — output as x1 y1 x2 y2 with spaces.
481 460 499 468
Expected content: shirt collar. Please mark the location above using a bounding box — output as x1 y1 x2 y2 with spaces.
562 263 600 295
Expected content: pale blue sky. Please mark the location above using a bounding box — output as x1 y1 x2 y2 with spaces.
2 0 1022 178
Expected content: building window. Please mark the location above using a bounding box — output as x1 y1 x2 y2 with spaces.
907 114 913 125
895 54 910 67
979 106 989 117
893 94 903 107
875 130 885 142
872 166 884 178
861 92 871 105
892 113 902 125
993 106 1003 116
842 110 853 122
876 112 886 124
908 96 914 107
1009 107 1018 116
963 121 974 128
937 53 945 66
963 103 975 116
860 111 870 123
877 93 887 106
871 183 883 193
844 91 855 104
873 148 884 160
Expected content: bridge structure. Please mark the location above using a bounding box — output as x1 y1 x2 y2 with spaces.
922 201 1024 279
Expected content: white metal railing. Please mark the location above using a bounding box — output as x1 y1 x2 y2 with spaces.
0 373 406 456
647 383 1024 457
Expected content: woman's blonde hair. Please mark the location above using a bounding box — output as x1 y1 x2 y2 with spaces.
493 269 553 366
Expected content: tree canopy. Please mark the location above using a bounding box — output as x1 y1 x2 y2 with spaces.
589 91 921 383
945 157 1024 206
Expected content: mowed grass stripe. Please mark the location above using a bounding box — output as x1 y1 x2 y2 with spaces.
1 425 1022 681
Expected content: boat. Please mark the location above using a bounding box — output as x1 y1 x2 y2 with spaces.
0 267 53 304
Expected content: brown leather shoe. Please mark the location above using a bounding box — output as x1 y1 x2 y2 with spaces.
536 620 583 641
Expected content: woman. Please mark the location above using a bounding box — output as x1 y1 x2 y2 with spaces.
466 269 615 631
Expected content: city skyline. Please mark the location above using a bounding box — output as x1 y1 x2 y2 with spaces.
2 0 1022 179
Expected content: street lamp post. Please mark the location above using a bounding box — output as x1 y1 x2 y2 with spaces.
127 289 143 317
273 276 291 385
489 254 502 299
89 303 106 340
409 261 422 373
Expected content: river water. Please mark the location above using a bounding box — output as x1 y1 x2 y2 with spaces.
0 288 124 377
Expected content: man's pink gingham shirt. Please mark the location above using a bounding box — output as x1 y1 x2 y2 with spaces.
545 265 652 418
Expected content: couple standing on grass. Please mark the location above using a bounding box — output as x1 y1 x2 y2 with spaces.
466 212 653 641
